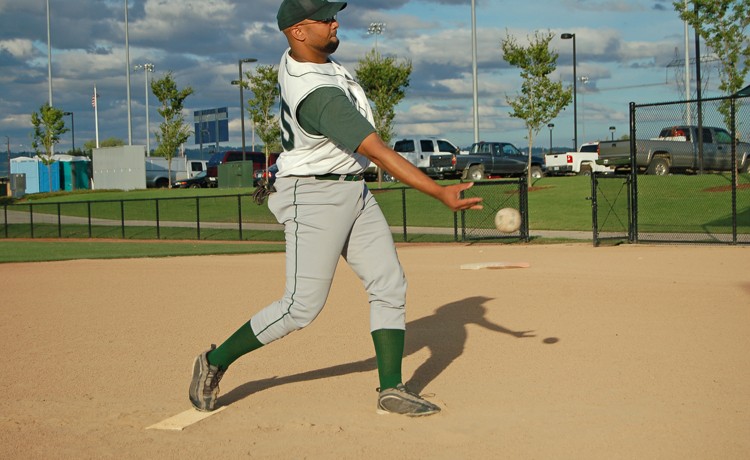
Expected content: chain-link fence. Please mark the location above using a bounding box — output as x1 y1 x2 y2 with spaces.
592 173 631 246
459 178 529 241
593 93 750 245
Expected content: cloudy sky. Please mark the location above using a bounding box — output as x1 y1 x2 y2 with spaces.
0 0 717 156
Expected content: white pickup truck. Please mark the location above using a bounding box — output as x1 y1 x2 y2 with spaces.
145 156 207 188
544 142 613 176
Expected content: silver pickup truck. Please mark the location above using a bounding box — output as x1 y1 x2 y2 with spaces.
597 125 750 175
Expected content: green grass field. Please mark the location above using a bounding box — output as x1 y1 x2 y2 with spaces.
2 173 748 262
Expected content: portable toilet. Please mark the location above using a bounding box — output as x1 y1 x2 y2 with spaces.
10 157 40 194
37 160 61 193
55 154 91 190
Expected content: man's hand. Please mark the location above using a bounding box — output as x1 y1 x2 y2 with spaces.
438 182 483 212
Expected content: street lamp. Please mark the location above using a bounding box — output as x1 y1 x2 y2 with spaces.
561 33 577 151
133 63 154 155
548 123 554 153
610 126 616 141
63 111 75 153
232 57 258 161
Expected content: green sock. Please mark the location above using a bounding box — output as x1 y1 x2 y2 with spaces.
207 320 264 370
371 328 404 390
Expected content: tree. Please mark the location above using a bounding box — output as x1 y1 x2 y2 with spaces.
151 72 194 187
501 30 572 182
31 103 68 162
246 64 281 168
31 103 68 190
355 49 412 145
83 137 125 157
673 1 750 134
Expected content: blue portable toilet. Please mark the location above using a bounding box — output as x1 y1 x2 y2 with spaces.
37 160 60 193
10 157 40 194
10 156 61 194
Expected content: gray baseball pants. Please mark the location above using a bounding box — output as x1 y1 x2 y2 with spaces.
250 176 407 345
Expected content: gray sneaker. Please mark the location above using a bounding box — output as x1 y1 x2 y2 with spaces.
189 345 225 412
376 384 441 417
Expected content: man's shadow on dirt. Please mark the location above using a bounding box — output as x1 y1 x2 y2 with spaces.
221 296 535 406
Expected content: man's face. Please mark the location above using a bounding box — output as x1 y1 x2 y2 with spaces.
297 16 340 54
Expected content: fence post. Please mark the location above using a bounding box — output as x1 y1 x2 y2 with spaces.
155 199 161 240
57 203 62 238
629 102 638 243
401 188 407 241
731 97 737 244
237 195 243 241
196 196 201 240
29 203 34 238
87 201 92 238
120 201 125 239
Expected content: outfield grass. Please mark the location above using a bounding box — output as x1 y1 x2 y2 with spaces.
0 240 286 263
2 173 748 264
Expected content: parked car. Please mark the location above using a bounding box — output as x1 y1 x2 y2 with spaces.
597 125 750 175
253 164 278 187
172 170 216 188
392 137 459 178
545 141 613 176
206 151 279 181
456 142 546 180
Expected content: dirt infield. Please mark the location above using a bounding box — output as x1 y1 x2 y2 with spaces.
1 243 748 459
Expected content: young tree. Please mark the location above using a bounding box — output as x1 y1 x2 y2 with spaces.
673 1 750 132
501 30 572 182
31 103 68 190
246 64 281 168
83 137 125 157
355 49 412 145
151 72 194 186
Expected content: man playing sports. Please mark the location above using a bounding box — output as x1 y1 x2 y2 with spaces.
189 0 482 417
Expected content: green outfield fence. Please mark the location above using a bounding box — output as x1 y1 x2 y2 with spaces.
592 92 750 246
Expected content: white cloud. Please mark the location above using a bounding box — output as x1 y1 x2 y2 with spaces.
0 39 34 58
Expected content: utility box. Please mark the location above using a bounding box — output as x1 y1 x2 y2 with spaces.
218 161 254 188
10 173 26 198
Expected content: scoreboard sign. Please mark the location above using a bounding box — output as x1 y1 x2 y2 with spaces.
194 107 229 145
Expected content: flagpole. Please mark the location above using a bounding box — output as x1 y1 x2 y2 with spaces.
94 85 100 149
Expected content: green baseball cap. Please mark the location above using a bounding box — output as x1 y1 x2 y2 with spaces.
277 0 347 30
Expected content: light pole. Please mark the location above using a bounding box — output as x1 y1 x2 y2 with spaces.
63 112 75 153
368 22 386 58
579 75 589 141
610 126 616 141
5 136 10 181
471 0 479 143
232 57 258 161
548 123 554 153
125 0 133 145
134 63 154 155
561 33 577 151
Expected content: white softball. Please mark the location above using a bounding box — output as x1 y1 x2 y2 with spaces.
494 207 521 233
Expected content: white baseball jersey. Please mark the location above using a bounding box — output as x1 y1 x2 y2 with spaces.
276 48 374 177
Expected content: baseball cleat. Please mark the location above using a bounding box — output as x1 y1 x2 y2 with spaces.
189 344 225 412
376 384 441 417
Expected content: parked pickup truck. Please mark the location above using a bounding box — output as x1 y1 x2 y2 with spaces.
456 141 545 180
392 137 459 179
545 142 613 176
145 156 207 188
597 125 750 175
